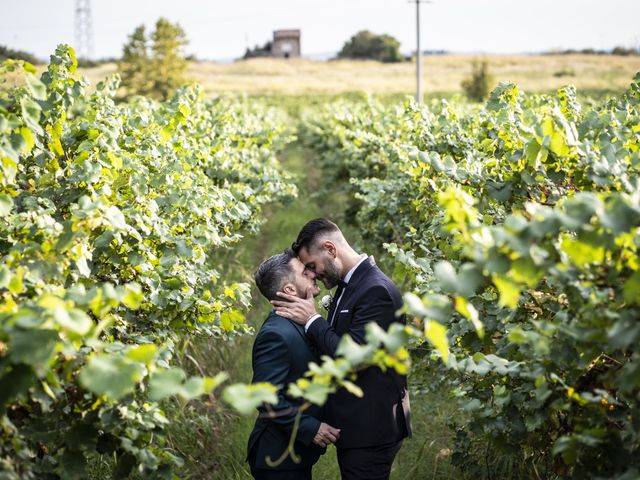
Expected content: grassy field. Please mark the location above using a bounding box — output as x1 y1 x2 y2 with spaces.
78 54 640 97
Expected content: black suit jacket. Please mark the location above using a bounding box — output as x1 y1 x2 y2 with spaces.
306 256 409 448
247 312 325 471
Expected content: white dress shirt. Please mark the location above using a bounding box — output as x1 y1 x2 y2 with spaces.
305 254 368 332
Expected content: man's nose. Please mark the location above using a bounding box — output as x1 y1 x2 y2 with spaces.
305 269 317 279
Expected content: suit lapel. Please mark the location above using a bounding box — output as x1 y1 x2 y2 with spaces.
287 316 319 359
267 311 308 345
332 257 377 332
327 282 345 326
267 312 319 363
347 256 376 287
337 256 376 309
289 319 309 344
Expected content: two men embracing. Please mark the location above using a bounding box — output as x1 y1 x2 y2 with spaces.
247 218 411 480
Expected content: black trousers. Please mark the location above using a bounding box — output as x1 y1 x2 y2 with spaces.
337 441 403 480
251 467 312 480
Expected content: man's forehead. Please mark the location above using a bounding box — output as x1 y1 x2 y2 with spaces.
297 247 315 262
289 257 305 271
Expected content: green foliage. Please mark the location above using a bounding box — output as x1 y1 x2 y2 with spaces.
337 30 403 63
119 25 150 97
0 46 41 65
612 46 640 56
118 18 189 100
243 41 273 60
550 46 639 56
150 19 189 99
300 74 640 479
0 44 296 478
553 67 576 78
286 322 413 408
461 59 494 102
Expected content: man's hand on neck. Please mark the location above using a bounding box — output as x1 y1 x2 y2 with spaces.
271 288 318 325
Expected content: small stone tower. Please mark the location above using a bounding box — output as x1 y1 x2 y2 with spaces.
271 29 301 59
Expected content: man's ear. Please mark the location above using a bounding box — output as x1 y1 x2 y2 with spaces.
282 283 297 295
322 240 336 258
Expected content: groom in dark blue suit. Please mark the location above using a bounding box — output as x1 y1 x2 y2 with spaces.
248 248 341 480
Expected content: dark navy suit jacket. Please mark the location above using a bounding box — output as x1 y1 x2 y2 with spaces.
306 256 410 448
247 312 325 471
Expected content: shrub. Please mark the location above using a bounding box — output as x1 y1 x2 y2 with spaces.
461 59 494 102
337 30 403 63
0 45 41 65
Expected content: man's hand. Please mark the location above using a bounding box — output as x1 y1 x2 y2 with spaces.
313 422 340 448
272 289 317 325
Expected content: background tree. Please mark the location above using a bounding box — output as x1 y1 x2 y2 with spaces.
118 18 188 99
337 30 403 63
0 45 41 64
150 18 188 99
118 25 151 96
461 59 494 102
243 40 273 59
612 45 639 56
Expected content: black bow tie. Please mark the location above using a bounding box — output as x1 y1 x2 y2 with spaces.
337 280 347 290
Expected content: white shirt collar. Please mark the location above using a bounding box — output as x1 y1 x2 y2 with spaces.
344 254 368 284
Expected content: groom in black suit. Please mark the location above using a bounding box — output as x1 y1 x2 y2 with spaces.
272 219 411 480
248 248 341 480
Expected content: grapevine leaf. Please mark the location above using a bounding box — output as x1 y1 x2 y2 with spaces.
222 383 278 415
79 354 144 401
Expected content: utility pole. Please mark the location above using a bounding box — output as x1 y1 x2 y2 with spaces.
75 0 94 61
409 0 432 103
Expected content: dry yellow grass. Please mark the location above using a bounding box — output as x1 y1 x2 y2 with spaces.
76 54 640 97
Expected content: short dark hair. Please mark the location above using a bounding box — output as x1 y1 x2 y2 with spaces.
254 248 296 301
291 218 340 255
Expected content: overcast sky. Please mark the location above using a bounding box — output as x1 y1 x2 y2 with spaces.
1 0 639 61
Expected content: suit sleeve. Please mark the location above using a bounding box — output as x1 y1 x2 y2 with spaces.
307 285 396 357
252 330 320 446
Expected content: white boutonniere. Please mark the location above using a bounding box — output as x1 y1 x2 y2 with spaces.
319 294 332 311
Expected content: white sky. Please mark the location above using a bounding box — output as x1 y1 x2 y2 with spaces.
1 0 639 61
